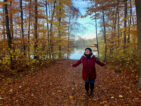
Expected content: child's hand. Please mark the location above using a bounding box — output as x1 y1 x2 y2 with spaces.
104 62 106 65
102 62 106 66
71 64 74 67
71 64 73 67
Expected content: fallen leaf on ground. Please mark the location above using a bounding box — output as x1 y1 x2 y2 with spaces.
57 90 62 93
119 95 123 98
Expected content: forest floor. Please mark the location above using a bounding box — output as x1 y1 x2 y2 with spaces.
0 59 141 106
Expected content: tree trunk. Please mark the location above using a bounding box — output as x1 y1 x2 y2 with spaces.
128 0 132 43
4 0 13 69
117 0 120 46
28 0 32 59
124 0 127 47
49 0 57 59
95 13 99 58
102 10 107 62
67 15 71 59
10 1 14 38
135 0 141 89
2 5 6 40
58 1 62 58
20 0 25 55
34 0 38 59
45 0 50 58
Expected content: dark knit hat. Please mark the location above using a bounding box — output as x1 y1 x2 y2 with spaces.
85 48 92 53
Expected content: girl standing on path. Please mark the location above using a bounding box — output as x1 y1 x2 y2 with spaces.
71 48 106 97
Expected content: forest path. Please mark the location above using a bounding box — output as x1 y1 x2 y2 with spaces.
0 59 141 106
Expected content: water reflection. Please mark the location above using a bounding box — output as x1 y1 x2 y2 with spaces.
69 48 97 60
30 48 97 60
69 48 84 60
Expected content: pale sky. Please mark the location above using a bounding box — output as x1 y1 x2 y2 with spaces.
72 0 97 40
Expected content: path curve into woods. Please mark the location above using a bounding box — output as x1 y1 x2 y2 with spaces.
0 59 141 105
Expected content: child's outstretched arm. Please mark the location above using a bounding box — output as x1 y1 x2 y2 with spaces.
71 56 83 67
95 56 106 66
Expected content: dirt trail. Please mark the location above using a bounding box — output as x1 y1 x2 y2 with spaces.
0 59 141 106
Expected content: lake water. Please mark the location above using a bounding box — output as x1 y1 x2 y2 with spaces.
30 48 97 60
69 48 97 60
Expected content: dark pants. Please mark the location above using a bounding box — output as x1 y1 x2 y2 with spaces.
84 80 95 92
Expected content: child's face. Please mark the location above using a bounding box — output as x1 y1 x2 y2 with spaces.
85 49 91 54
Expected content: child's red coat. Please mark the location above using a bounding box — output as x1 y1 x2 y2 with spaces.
72 55 105 81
